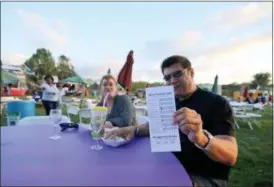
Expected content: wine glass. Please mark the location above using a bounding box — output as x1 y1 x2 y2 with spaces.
90 114 105 150
49 109 62 140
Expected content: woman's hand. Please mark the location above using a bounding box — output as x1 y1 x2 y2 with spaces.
104 126 136 142
104 121 113 128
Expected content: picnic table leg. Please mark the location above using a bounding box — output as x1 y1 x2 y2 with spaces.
247 119 253 130
235 120 240 129
253 119 261 128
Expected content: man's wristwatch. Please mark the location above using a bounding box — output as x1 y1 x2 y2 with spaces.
195 130 214 151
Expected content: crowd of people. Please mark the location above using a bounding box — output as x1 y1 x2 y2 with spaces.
244 92 272 105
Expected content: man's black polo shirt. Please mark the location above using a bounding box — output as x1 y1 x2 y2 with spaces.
173 87 236 180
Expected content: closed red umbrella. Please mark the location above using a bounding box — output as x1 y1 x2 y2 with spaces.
117 50 134 93
242 85 249 98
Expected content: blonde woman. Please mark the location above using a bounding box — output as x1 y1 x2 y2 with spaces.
97 75 136 128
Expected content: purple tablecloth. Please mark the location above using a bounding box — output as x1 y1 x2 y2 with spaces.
1 125 192 186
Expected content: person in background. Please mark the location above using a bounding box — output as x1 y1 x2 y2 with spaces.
97 75 137 128
56 83 62 90
105 55 238 187
3 85 8 96
58 84 70 105
253 97 259 103
41 75 59 115
85 85 89 96
1 86 4 96
261 93 268 104
4 84 12 96
82 84 87 97
76 84 85 97
254 93 262 104
268 95 272 104
3 84 12 96
33 91 41 102
245 93 253 104
69 84 75 92
8 84 12 96
237 96 244 102
60 84 69 96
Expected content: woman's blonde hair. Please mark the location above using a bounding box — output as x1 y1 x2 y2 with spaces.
99 75 117 87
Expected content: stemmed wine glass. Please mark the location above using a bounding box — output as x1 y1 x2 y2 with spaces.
49 109 62 140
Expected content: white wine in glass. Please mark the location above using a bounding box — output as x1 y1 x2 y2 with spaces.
90 106 107 150
49 109 62 140
90 119 104 150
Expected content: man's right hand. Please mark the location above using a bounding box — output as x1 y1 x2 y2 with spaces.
104 126 136 142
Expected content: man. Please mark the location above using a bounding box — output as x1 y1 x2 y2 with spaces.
105 55 238 186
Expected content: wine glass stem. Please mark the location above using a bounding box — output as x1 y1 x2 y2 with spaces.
53 124 57 136
96 138 100 148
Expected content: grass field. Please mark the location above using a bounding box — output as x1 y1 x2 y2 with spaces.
229 107 273 187
1 103 273 187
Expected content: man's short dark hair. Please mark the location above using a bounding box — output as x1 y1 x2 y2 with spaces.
161 55 192 73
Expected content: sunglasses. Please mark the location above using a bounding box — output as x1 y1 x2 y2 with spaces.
163 70 183 82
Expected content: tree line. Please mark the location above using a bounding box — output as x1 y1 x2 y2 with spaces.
20 48 272 97
22 48 76 83
222 72 272 96
130 72 272 97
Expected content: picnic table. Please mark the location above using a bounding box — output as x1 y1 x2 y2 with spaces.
1 125 192 186
229 101 264 110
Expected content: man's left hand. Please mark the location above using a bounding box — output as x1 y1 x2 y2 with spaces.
173 107 207 147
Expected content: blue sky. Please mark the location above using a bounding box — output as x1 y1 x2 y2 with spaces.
1 2 272 84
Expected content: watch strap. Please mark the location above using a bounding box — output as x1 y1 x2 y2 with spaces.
195 130 213 150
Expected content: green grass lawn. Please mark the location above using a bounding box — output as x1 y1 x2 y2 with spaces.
229 107 273 187
0 104 273 186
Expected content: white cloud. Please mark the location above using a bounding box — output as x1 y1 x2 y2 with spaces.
16 9 68 53
208 2 272 31
175 30 203 49
55 18 67 32
192 32 272 84
74 53 164 83
138 2 272 84
141 29 204 62
1 53 28 65
133 68 163 83
137 30 272 84
142 2 272 59
74 57 125 81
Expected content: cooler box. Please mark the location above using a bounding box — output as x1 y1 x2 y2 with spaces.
10 88 27 96
7 100 35 119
